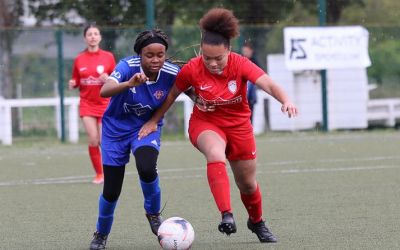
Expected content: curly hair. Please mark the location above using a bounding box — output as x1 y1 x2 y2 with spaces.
133 29 169 55
199 8 239 47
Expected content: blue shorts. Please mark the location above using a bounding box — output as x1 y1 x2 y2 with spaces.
101 127 161 167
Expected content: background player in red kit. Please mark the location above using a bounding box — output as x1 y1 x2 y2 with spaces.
69 23 116 184
139 8 297 243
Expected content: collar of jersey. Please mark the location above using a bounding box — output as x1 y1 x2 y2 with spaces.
140 66 160 85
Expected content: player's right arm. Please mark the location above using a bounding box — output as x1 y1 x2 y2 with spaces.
69 59 80 89
100 60 148 97
100 73 148 97
138 84 182 139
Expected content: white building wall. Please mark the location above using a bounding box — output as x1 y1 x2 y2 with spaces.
292 71 322 129
267 54 307 131
266 54 368 131
327 69 368 129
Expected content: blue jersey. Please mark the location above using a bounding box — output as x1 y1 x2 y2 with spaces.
102 56 179 138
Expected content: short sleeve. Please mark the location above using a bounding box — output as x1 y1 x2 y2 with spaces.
241 57 265 84
109 60 130 84
175 64 192 92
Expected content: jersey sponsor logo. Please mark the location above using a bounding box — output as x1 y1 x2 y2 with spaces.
111 70 121 79
228 80 237 94
153 90 165 100
96 65 104 74
200 85 212 91
198 95 242 106
79 67 87 72
80 76 103 85
123 103 152 116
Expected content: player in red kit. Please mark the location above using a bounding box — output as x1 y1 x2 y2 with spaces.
69 23 116 184
139 8 297 243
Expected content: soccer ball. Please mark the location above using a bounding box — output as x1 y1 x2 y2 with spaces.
157 217 195 250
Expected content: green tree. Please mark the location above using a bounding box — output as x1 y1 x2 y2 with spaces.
339 0 400 87
29 0 147 52
300 0 364 24
0 0 23 98
340 0 400 25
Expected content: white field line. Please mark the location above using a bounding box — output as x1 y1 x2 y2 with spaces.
162 165 399 180
0 155 399 186
268 165 398 174
163 133 400 145
264 155 400 166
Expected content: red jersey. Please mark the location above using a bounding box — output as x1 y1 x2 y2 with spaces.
71 49 116 117
175 52 264 127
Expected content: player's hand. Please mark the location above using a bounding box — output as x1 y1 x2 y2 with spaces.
128 73 149 87
99 73 109 83
68 79 77 89
195 97 216 112
138 121 158 140
281 102 298 118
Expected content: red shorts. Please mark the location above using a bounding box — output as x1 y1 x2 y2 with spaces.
80 105 105 124
188 117 256 161
80 115 102 124
79 99 108 119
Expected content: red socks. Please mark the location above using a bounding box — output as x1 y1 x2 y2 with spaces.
88 145 103 175
240 184 263 223
207 162 231 213
207 162 263 222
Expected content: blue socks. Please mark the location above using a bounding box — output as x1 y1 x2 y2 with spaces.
96 195 117 235
96 177 160 235
140 176 161 214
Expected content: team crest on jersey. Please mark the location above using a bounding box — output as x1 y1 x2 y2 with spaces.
228 80 237 94
96 65 104 74
153 90 165 100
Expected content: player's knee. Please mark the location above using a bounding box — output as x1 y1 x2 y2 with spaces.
204 149 225 163
103 180 122 201
102 165 125 202
134 146 159 183
103 189 120 202
88 137 100 147
236 180 257 194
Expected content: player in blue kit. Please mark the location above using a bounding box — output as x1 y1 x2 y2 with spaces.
89 29 183 250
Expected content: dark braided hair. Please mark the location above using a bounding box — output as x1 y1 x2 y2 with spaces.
199 8 239 48
133 29 169 55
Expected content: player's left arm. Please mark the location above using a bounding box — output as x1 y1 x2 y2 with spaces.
183 87 197 102
254 74 298 118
